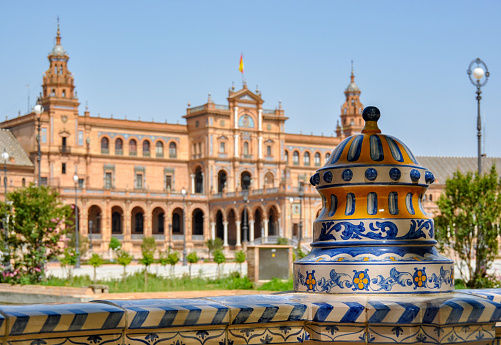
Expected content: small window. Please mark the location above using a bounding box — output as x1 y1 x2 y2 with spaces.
156 142 164 157
304 152 310 166
325 152 330 162
143 140 150 157
101 137 109 153
41 177 48 186
285 150 289 164
78 131 84 146
314 153 321 166
62 163 66 174
22 178 26 187
243 142 249 155
129 139 137 156
135 173 143 189
293 151 299 165
165 175 172 190
220 142 225 153
266 145 272 156
105 172 112 189
429 194 433 201
62 90 66 97
115 138 123 155
42 128 47 144
169 142 177 158
195 121 199 128
78 178 84 188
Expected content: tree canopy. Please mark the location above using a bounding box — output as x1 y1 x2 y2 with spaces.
435 166 501 288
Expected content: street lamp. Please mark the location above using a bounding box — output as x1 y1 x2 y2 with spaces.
73 173 80 269
289 197 294 245
181 187 187 266
2 149 9 202
467 58 490 175
34 99 43 186
242 191 249 247
298 182 304 246
88 220 93 251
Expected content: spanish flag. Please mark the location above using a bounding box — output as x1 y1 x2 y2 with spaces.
239 54 244 74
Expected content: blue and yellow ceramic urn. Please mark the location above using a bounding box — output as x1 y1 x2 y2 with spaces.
294 106 454 294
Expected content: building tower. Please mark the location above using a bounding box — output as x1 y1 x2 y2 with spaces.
336 64 364 137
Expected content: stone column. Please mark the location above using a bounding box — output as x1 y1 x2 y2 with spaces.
191 174 195 194
249 220 255 242
278 218 282 237
223 221 229 247
263 219 269 239
236 221 241 247
211 222 216 240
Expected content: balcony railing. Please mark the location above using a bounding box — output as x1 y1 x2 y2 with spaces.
59 145 71 154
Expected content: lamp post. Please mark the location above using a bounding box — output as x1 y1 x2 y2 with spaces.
467 58 490 175
1 149 9 268
289 197 294 245
168 223 172 251
88 220 93 251
181 187 187 266
34 99 43 186
73 173 80 269
2 149 9 201
242 191 249 248
298 182 304 246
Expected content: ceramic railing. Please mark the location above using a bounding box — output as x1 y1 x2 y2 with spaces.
1 289 501 345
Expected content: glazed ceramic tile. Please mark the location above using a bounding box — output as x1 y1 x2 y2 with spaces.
6 333 122 345
125 328 226 345
0 303 125 336
97 299 229 329
207 295 307 325
290 293 367 323
227 325 308 345
307 323 365 342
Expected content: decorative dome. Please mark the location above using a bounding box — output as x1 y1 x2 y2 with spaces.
345 81 360 92
294 106 453 294
51 44 67 56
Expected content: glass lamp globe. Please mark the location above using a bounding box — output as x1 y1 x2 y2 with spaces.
73 174 79 184
34 104 43 116
2 151 9 162
473 67 485 80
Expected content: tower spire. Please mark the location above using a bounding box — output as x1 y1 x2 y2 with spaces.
351 59 355 82
56 16 61 45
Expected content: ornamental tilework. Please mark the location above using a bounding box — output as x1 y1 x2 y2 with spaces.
227 326 308 345
6 333 122 345
126 329 226 345
207 295 308 325
96 299 229 329
0 303 125 336
306 324 366 343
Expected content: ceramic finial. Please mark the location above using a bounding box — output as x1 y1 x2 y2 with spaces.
361 106 381 134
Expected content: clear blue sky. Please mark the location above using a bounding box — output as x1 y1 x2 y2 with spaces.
0 1 500 157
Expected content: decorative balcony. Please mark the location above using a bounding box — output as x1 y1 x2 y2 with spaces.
59 145 71 154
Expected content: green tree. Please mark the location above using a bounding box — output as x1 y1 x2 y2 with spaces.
235 250 246 276
186 251 199 278
139 237 156 290
109 237 121 251
89 253 104 283
206 238 223 261
165 250 180 277
116 249 133 280
435 166 501 288
213 249 226 279
1 185 72 283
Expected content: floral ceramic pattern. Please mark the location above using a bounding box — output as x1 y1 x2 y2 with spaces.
296 266 453 293
316 219 433 242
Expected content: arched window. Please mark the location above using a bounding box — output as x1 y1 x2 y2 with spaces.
169 142 177 158
135 212 144 233
241 172 251 190
325 152 330 162
314 152 321 166
156 142 164 157
115 138 123 155
129 139 137 156
101 137 109 154
284 150 289 164
218 170 227 193
143 140 150 156
304 152 310 166
293 151 299 165
195 167 203 194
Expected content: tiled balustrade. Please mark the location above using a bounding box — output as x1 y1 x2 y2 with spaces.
1 290 501 345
